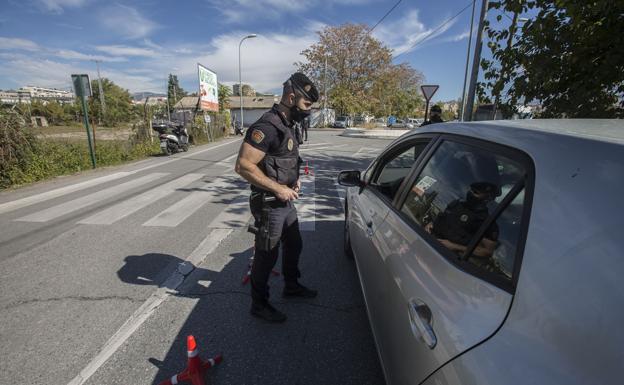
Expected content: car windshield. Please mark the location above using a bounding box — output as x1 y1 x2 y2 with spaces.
336 116 347 121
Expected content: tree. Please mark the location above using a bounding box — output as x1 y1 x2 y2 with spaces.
167 74 187 110
90 78 136 126
218 83 231 112
298 23 424 117
480 0 624 118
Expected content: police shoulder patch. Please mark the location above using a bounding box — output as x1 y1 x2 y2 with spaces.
251 129 265 144
287 138 294 151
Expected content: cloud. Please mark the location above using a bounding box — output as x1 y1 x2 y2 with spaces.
373 9 458 56
54 49 127 62
99 4 158 39
208 0 376 23
447 30 471 42
0 37 40 51
34 0 90 14
94 45 158 57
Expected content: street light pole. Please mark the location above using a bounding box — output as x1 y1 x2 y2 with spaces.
464 0 489 122
93 60 106 122
238 34 257 128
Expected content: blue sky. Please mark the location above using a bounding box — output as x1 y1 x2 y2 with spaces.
0 0 482 102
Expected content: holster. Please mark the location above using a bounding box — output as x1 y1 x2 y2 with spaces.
247 193 275 252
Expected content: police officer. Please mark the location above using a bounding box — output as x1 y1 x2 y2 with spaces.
420 105 444 126
235 73 319 322
427 182 500 260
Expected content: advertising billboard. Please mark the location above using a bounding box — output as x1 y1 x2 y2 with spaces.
198 63 218 112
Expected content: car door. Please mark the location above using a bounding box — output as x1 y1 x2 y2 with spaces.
370 136 533 385
348 138 434 363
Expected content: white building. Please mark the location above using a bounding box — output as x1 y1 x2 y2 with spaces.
19 86 74 104
0 90 32 105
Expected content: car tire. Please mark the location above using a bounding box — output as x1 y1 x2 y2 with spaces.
344 201 354 259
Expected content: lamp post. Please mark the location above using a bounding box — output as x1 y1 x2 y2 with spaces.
238 34 257 128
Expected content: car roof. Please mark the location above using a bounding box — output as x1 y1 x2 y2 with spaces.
412 119 624 145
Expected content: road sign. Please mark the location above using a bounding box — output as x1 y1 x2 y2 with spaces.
71 74 92 98
204 114 211 124
420 85 439 101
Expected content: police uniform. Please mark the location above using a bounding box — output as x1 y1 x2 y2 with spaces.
432 199 499 248
243 103 308 310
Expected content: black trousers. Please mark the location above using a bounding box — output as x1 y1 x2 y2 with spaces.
249 195 303 304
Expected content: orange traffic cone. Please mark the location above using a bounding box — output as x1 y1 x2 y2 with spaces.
157 335 222 385
304 161 309 175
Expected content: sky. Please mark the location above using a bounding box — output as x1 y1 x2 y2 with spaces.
0 0 484 102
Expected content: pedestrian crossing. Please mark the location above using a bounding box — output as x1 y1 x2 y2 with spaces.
5 168 345 231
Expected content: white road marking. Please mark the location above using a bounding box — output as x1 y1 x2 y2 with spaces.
207 192 250 229
15 173 168 223
143 176 241 227
0 172 133 215
0 139 242 216
66 228 232 385
295 174 316 231
214 153 238 169
78 173 204 225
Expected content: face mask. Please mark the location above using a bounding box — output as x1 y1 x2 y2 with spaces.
290 105 311 123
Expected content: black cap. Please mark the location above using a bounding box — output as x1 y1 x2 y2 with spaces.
285 72 319 103
431 105 442 113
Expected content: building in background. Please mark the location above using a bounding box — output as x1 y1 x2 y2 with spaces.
0 90 32 105
19 86 74 104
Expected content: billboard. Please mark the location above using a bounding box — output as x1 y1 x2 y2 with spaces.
198 63 218 112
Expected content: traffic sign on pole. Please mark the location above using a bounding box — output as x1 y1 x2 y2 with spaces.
420 85 439 101
71 74 96 169
420 85 439 124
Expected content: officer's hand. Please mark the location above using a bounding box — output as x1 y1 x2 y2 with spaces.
275 185 299 202
293 179 301 193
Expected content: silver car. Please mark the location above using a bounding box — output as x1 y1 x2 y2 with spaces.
338 120 624 385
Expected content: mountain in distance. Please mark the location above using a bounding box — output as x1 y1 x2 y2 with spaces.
131 91 166 100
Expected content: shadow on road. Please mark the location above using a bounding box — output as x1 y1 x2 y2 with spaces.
118 149 386 385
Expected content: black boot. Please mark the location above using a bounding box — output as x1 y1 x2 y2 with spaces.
283 282 318 299
250 302 287 323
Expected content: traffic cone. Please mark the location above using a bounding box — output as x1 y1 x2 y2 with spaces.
157 335 222 385
304 161 309 175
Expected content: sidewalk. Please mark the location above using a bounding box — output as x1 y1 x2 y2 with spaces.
340 127 409 139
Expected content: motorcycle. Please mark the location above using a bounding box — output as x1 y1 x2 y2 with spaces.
152 120 189 155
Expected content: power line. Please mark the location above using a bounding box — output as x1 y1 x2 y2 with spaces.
368 0 402 33
394 1 474 60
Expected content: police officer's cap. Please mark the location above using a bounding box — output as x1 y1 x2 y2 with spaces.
285 73 319 103
431 105 442 113
470 182 501 197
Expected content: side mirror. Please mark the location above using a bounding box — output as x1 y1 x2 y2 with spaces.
338 170 363 187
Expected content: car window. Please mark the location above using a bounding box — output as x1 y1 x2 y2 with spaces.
400 140 527 284
369 142 429 201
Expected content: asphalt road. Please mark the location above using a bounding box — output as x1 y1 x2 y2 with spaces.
0 130 392 385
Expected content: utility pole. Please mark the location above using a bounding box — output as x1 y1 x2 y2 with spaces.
323 54 328 126
93 60 106 123
464 0 489 121
459 0 477 121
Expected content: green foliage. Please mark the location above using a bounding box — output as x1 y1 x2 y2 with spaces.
218 83 232 112
1 133 161 189
298 23 424 117
481 0 624 118
167 74 188 110
90 78 137 126
0 110 38 188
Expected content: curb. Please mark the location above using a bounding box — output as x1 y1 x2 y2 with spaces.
339 128 409 139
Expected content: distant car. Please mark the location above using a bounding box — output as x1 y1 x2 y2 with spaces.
389 119 414 129
408 118 423 126
338 120 624 385
333 116 350 128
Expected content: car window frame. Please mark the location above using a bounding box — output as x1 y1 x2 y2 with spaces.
362 134 439 206
392 134 536 294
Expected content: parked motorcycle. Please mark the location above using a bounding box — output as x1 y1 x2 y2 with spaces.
152 120 189 155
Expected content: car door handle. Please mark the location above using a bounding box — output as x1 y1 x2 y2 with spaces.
408 299 437 349
366 220 373 228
